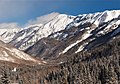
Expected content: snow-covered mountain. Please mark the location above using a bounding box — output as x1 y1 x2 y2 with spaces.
24 10 120 60
0 12 74 50
1 10 120 84
0 10 120 61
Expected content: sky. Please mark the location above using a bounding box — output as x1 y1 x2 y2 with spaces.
0 0 120 28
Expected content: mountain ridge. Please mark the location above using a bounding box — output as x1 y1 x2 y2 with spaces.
0 10 120 47
24 10 120 61
0 10 120 62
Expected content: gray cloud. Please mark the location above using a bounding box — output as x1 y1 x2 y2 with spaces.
0 22 20 29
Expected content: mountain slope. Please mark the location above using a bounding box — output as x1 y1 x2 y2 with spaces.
0 28 20 43
25 10 120 61
1 29 120 84
37 35 120 84
0 41 45 65
0 13 74 50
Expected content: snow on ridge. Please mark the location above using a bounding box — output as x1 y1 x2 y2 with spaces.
68 10 120 29
75 42 88 53
62 40 81 54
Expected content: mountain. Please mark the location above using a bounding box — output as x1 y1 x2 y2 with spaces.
1 26 120 84
0 12 74 50
1 10 120 61
24 10 120 61
0 10 120 61
0 10 120 84
0 40 45 65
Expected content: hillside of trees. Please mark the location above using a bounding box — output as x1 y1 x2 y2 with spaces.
0 35 120 84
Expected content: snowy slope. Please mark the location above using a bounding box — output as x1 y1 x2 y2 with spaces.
0 41 45 64
0 28 20 43
7 13 74 50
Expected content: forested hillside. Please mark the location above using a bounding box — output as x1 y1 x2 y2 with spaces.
0 34 120 84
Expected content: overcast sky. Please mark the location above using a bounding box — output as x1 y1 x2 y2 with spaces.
0 0 120 27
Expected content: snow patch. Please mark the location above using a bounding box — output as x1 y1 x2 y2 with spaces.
62 30 92 54
12 68 17 72
75 42 88 53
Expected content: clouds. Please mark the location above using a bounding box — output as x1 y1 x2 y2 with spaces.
27 12 59 25
0 0 119 26
0 23 20 29
0 0 68 25
0 12 59 29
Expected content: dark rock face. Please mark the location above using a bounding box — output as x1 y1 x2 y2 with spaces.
25 38 65 60
0 33 120 84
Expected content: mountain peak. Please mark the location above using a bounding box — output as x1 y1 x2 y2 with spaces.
27 12 60 25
